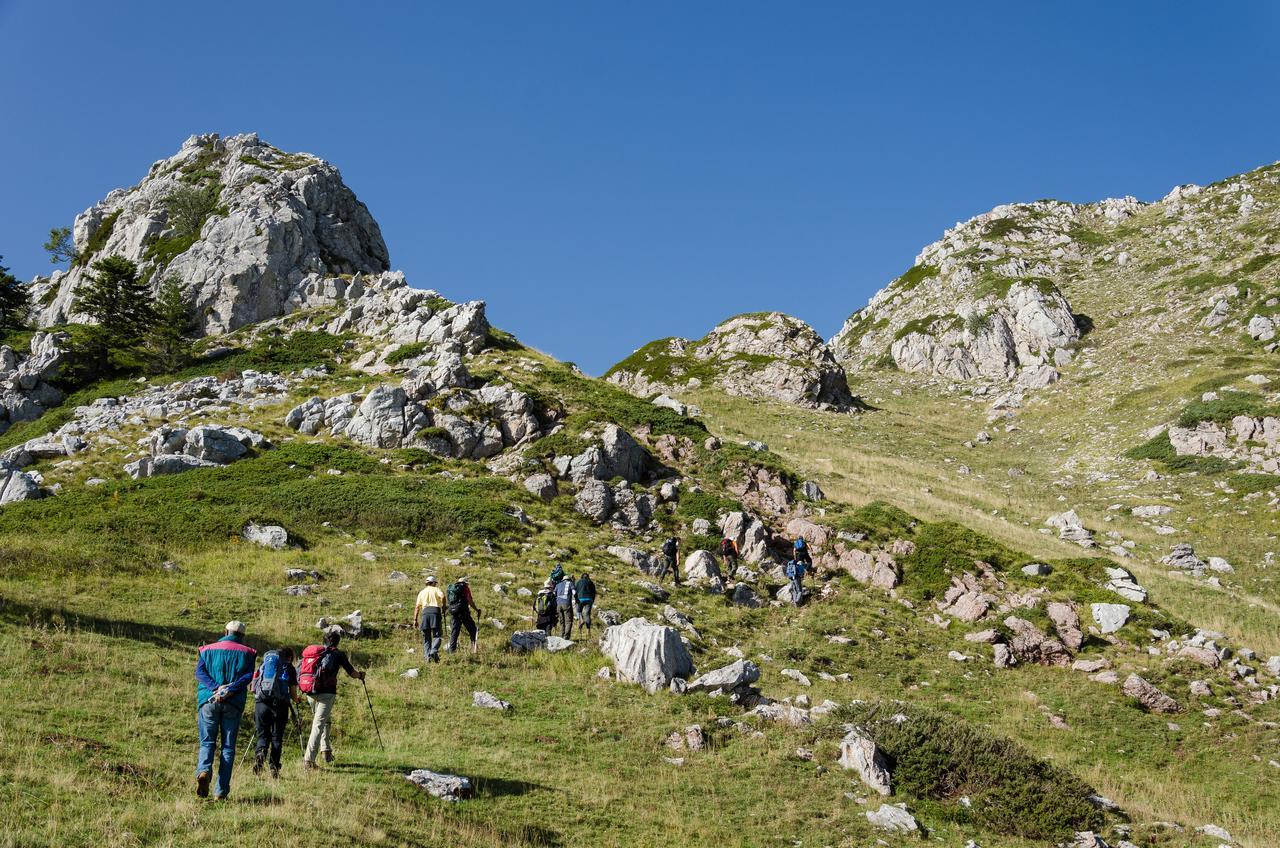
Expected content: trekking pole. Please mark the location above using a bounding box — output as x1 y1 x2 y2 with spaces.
361 678 385 752
289 703 307 757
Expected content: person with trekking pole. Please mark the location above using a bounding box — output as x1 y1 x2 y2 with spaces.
251 645 299 779
413 575 446 663
554 570 575 639
299 626 364 769
575 570 597 637
193 620 257 799
445 576 481 655
660 536 681 586
533 578 557 633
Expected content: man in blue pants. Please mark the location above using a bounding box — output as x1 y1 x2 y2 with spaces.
194 620 257 799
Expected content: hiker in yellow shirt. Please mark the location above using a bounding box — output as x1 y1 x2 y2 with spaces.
413 575 446 663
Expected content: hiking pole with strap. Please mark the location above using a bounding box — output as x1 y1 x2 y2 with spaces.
289 703 306 757
361 678 385 751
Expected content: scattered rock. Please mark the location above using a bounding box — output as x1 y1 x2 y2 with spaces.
472 691 512 711
838 728 892 795
404 768 474 802
1090 603 1130 634
864 802 919 834
1122 674 1181 714
599 618 695 694
244 523 288 550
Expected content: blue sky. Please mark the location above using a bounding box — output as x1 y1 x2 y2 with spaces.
2 2 1278 373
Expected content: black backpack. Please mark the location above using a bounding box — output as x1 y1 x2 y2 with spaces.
663 538 678 557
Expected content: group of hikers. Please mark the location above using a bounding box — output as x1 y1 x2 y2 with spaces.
193 534 816 799
194 620 365 799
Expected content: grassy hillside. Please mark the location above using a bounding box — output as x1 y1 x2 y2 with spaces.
0 328 1274 848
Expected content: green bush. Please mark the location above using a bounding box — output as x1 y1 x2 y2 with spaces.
180 330 346 377
837 703 1104 839
832 500 914 544
384 342 430 365
1125 431 1236 475
899 521 1019 600
1177 391 1280 427
676 490 743 524
1229 472 1280 494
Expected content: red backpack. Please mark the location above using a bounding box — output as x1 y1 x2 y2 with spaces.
298 645 329 694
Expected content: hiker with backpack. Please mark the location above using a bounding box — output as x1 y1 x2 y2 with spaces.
446 576 481 654
660 536 681 585
554 571 576 639
549 563 565 584
251 646 298 779
533 578 557 632
719 535 740 577
784 558 807 607
793 537 813 567
300 626 365 769
193 620 257 799
575 570 597 636
413 575 446 663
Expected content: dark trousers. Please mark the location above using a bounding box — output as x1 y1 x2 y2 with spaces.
448 608 477 651
723 553 738 576
661 554 681 584
557 604 574 639
420 606 442 661
254 700 289 769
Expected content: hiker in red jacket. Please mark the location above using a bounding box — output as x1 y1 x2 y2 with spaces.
301 627 364 769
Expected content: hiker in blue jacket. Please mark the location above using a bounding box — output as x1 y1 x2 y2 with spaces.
555 572 576 639
785 559 807 607
194 620 257 799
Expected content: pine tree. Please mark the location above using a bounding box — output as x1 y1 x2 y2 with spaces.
146 275 194 374
0 256 31 340
69 255 157 375
43 227 75 265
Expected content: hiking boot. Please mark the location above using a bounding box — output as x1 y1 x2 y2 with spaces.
252 752 265 775
270 766 280 780
196 770 211 797
302 759 315 771
323 750 334 764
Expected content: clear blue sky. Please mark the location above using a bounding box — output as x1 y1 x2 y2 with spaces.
2 2 1278 373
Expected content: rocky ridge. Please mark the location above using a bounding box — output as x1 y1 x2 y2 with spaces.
606 312 859 412
31 132 389 333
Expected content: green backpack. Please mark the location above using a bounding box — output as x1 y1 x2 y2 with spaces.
446 582 465 610
534 591 553 616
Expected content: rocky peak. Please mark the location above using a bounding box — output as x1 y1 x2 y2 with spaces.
31 132 389 334
607 312 859 412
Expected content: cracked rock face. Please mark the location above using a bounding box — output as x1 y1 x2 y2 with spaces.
608 313 858 412
31 132 389 334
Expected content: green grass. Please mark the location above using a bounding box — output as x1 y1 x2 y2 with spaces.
1124 431 1237 475
1229 472 1280 494
384 342 430 365
894 313 961 341
1176 391 1280 427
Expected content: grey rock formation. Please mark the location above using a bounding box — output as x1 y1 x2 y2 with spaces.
1090 603 1130 634
31 133 389 334
607 545 663 575
608 313 858 412
1047 601 1085 652
599 618 695 694
1004 616 1072 667
0 460 45 505
838 728 892 795
0 332 69 435
523 473 557 501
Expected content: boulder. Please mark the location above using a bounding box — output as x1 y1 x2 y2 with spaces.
184 425 250 464
472 691 512 711
1090 603 1130 634
1122 674 1180 714
730 583 762 608
683 550 722 582
607 545 662 575
243 523 288 550
838 728 892 795
1004 616 1071 667
523 473 557 501
802 480 825 501
574 480 614 523
0 461 45 505
837 548 901 590
746 702 811 726
864 803 919 834
686 659 761 694
599 618 694 694
404 768 474 802
1047 601 1084 651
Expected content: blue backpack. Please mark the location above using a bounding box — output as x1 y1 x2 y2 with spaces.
253 650 289 703
786 560 805 579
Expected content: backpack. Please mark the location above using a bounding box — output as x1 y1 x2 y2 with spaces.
534 591 553 616
252 650 288 702
786 560 803 579
720 537 735 556
446 582 465 611
795 538 807 551
662 538 678 557
298 645 329 694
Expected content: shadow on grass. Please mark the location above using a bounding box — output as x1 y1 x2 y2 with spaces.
0 595 220 651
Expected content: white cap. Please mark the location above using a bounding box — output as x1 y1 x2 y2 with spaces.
225 620 246 634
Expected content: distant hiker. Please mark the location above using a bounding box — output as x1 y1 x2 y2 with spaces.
549 563 566 584
793 537 812 567
446 576 481 654
300 626 364 769
575 570 597 635
534 578 557 632
194 620 257 799
413 575 446 663
784 559 807 607
555 572 576 639
660 536 681 585
252 646 298 779
719 536 739 576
